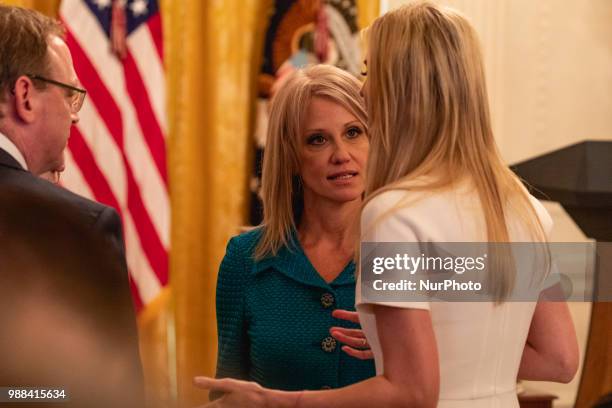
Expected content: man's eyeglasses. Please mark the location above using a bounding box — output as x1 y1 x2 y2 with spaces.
28 74 87 113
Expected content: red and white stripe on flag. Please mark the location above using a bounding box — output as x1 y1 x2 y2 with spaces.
59 0 169 311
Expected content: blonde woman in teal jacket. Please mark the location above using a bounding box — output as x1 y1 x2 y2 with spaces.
214 65 375 392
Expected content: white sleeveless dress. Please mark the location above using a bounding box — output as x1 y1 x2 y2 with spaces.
356 181 553 408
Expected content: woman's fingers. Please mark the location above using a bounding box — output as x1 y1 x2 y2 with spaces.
331 309 361 324
194 377 268 408
330 326 374 359
341 345 374 360
330 328 369 350
330 327 366 338
193 377 236 393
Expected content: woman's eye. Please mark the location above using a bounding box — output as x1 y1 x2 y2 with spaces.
346 126 363 139
307 134 326 145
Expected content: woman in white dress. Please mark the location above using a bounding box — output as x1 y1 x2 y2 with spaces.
195 2 579 407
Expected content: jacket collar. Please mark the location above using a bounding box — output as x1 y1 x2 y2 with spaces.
0 147 26 171
0 131 27 171
252 231 356 289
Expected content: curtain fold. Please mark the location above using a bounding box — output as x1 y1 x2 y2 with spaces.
2 0 60 16
357 0 380 28
163 0 271 404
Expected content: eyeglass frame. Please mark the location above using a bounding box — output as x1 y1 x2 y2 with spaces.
27 74 87 113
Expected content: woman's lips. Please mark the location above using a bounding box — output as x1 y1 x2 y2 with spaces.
327 171 358 183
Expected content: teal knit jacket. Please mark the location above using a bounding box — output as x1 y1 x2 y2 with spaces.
215 228 375 391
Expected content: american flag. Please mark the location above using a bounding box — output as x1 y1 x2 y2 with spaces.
59 0 169 311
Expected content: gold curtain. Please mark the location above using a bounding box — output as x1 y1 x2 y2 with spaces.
162 0 271 405
2 0 60 16
357 0 380 29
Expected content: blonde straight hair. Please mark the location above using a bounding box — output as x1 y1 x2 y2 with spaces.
254 64 367 260
363 2 547 300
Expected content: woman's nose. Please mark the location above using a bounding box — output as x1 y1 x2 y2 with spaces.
331 141 351 164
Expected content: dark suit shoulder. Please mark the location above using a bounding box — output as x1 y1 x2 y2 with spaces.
0 165 111 228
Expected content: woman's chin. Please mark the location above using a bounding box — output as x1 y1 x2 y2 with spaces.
332 191 364 204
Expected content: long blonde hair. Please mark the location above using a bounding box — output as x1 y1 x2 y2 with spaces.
363 2 547 300
254 64 366 260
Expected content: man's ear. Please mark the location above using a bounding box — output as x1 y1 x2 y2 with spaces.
13 76 38 124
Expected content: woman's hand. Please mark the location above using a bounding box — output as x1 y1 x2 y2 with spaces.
330 309 373 360
194 377 300 408
194 377 268 408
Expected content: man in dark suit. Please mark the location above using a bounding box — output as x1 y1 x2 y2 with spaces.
0 188 143 407
0 5 143 405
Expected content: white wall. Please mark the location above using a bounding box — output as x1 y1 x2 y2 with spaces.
383 1 612 406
